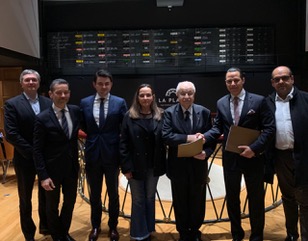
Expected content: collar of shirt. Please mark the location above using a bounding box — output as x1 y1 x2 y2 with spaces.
181 105 193 115
230 89 246 102
23 92 38 102
95 92 110 102
52 103 68 114
275 87 294 102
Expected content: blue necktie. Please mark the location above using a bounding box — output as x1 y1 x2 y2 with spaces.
99 98 105 126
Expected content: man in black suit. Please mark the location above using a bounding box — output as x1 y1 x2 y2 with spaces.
80 69 127 241
4 69 51 241
162 81 216 241
266 66 308 241
33 78 80 241
204 67 275 241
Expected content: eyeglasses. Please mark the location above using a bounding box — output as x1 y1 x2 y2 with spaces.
272 75 291 83
225 78 241 85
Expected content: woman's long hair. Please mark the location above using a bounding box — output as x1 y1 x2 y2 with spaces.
128 84 163 120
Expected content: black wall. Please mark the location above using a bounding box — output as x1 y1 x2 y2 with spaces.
41 0 308 111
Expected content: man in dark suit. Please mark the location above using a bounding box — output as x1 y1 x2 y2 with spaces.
4 69 51 241
266 66 308 241
33 78 80 241
162 81 216 241
204 67 275 241
80 69 127 241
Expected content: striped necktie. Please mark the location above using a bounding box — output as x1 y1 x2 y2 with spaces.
61 109 69 138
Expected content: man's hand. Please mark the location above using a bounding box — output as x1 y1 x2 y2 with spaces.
187 133 205 143
238 145 255 158
124 172 133 180
41 178 55 191
194 150 206 160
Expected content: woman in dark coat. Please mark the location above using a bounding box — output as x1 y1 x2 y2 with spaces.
120 84 166 241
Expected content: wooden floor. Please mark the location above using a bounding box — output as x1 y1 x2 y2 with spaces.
0 165 292 241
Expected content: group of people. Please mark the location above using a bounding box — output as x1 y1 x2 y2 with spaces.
3 65 308 241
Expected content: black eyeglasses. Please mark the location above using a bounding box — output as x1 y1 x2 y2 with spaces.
272 75 291 83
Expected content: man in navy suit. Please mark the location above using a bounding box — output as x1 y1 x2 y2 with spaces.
162 81 216 241
4 69 51 241
204 67 275 241
33 79 80 241
80 69 127 241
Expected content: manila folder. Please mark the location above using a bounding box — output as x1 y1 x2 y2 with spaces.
177 137 203 157
225 125 260 154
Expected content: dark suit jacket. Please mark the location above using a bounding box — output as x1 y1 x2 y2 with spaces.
266 87 308 187
80 94 127 166
4 93 52 166
162 103 216 180
33 105 80 181
205 91 275 170
120 112 166 179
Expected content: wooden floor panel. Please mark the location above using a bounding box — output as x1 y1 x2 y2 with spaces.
0 166 292 241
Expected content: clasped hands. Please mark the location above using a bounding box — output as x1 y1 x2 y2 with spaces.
187 132 206 160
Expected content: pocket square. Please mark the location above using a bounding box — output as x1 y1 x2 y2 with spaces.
247 109 256 115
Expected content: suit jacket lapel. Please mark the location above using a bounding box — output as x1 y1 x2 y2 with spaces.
49 107 62 130
20 94 36 116
192 104 199 133
239 93 252 125
223 95 234 125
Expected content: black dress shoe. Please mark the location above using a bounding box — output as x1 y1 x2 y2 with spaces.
285 235 298 241
39 228 50 235
65 234 76 241
109 229 119 241
88 228 101 241
52 237 66 241
26 239 35 241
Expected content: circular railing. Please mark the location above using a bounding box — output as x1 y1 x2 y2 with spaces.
77 138 282 224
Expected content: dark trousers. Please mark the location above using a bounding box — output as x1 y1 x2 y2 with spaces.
86 163 120 230
170 160 207 241
275 149 308 241
14 163 48 240
224 162 264 241
45 174 78 238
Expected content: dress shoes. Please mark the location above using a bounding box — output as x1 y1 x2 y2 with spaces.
109 229 119 241
26 239 35 241
88 228 101 241
285 235 298 241
191 237 202 241
65 234 76 241
39 228 50 235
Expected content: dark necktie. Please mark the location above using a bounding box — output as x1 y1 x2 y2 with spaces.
99 98 105 126
184 110 191 133
233 97 240 126
61 109 69 138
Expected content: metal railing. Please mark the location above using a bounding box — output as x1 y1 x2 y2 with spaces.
77 138 282 224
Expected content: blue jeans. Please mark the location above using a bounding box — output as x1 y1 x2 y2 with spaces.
128 169 159 240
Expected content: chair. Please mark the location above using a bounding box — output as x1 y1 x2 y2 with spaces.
0 129 14 183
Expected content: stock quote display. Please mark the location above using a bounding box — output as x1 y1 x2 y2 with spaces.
47 26 275 75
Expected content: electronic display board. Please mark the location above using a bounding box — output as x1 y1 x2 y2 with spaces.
47 26 275 75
